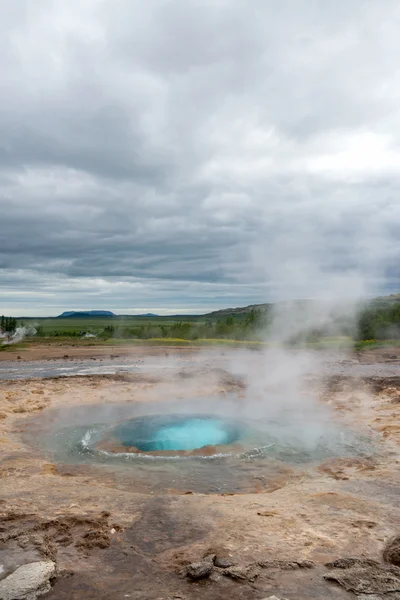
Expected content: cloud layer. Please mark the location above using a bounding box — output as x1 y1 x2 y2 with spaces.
1 1 399 315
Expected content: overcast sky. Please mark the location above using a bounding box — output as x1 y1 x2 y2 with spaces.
1 1 400 316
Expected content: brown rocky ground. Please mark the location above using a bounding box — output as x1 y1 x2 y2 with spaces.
0 348 400 599
0 341 201 362
0 340 398 363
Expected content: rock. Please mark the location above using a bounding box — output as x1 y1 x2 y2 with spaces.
383 536 400 566
357 595 387 600
186 559 213 580
326 558 379 569
222 564 260 582
324 561 400 596
206 547 235 568
259 559 315 570
220 558 314 584
214 556 234 568
0 561 56 600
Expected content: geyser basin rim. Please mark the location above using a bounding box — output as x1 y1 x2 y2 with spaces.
94 413 245 456
25 398 376 467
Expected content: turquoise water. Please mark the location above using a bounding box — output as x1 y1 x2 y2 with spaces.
114 415 241 451
24 400 376 493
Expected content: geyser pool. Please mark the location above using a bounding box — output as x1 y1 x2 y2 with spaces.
106 414 242 453
24 398 376 494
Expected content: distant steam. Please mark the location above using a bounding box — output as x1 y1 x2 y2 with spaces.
0 325 37 345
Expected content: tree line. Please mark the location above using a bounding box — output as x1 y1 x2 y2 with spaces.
0 316 17 334
37 310 266 341
356 302 400 340
22 300 400 343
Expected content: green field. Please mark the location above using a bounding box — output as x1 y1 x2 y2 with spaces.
20 312 262 342
12 294 400 346
23 315 204 333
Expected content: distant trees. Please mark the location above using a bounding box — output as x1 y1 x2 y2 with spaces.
0 316 17 334
357 310 376 341
9 302 400 344
98 325 115 339
88 309 266 342
355 303 400 341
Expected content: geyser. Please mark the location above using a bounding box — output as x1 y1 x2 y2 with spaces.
109 414 242 453
24 396 376 494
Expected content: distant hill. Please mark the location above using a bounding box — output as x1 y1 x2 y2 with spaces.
203 294 400 320
57 310 116 318
203 303 271 319
136 313 158 317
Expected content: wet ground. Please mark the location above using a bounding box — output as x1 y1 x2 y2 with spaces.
0 346 400 380
0 346 400 599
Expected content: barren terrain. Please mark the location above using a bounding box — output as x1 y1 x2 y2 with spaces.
1 345 400 599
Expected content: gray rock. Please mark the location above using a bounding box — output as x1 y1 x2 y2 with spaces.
259 559 315 570
186 560 213 580
214 556 234 568
326 558 379 569
384 536 400 567
324 563 400 595
0 561 56 600
222 564 260 582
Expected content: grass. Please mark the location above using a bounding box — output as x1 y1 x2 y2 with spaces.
0 342 28 352
2 336 400 352
23 316 205 334
354 339 400 351
102 338 266 346
9 317 400 351
302 336 354 349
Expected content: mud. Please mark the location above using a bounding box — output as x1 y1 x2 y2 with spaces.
0 348 400 598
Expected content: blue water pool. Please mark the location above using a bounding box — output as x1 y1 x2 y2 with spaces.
23 399 376 493
114 414 242 452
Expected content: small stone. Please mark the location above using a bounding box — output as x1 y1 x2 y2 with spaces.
259 559 315 570
0 561 56 600
222 564 260 582
186 560 213 580
214 556 234 568
204 546 235 568
383 536 400 566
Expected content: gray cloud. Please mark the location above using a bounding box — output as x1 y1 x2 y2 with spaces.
0 1 399 315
